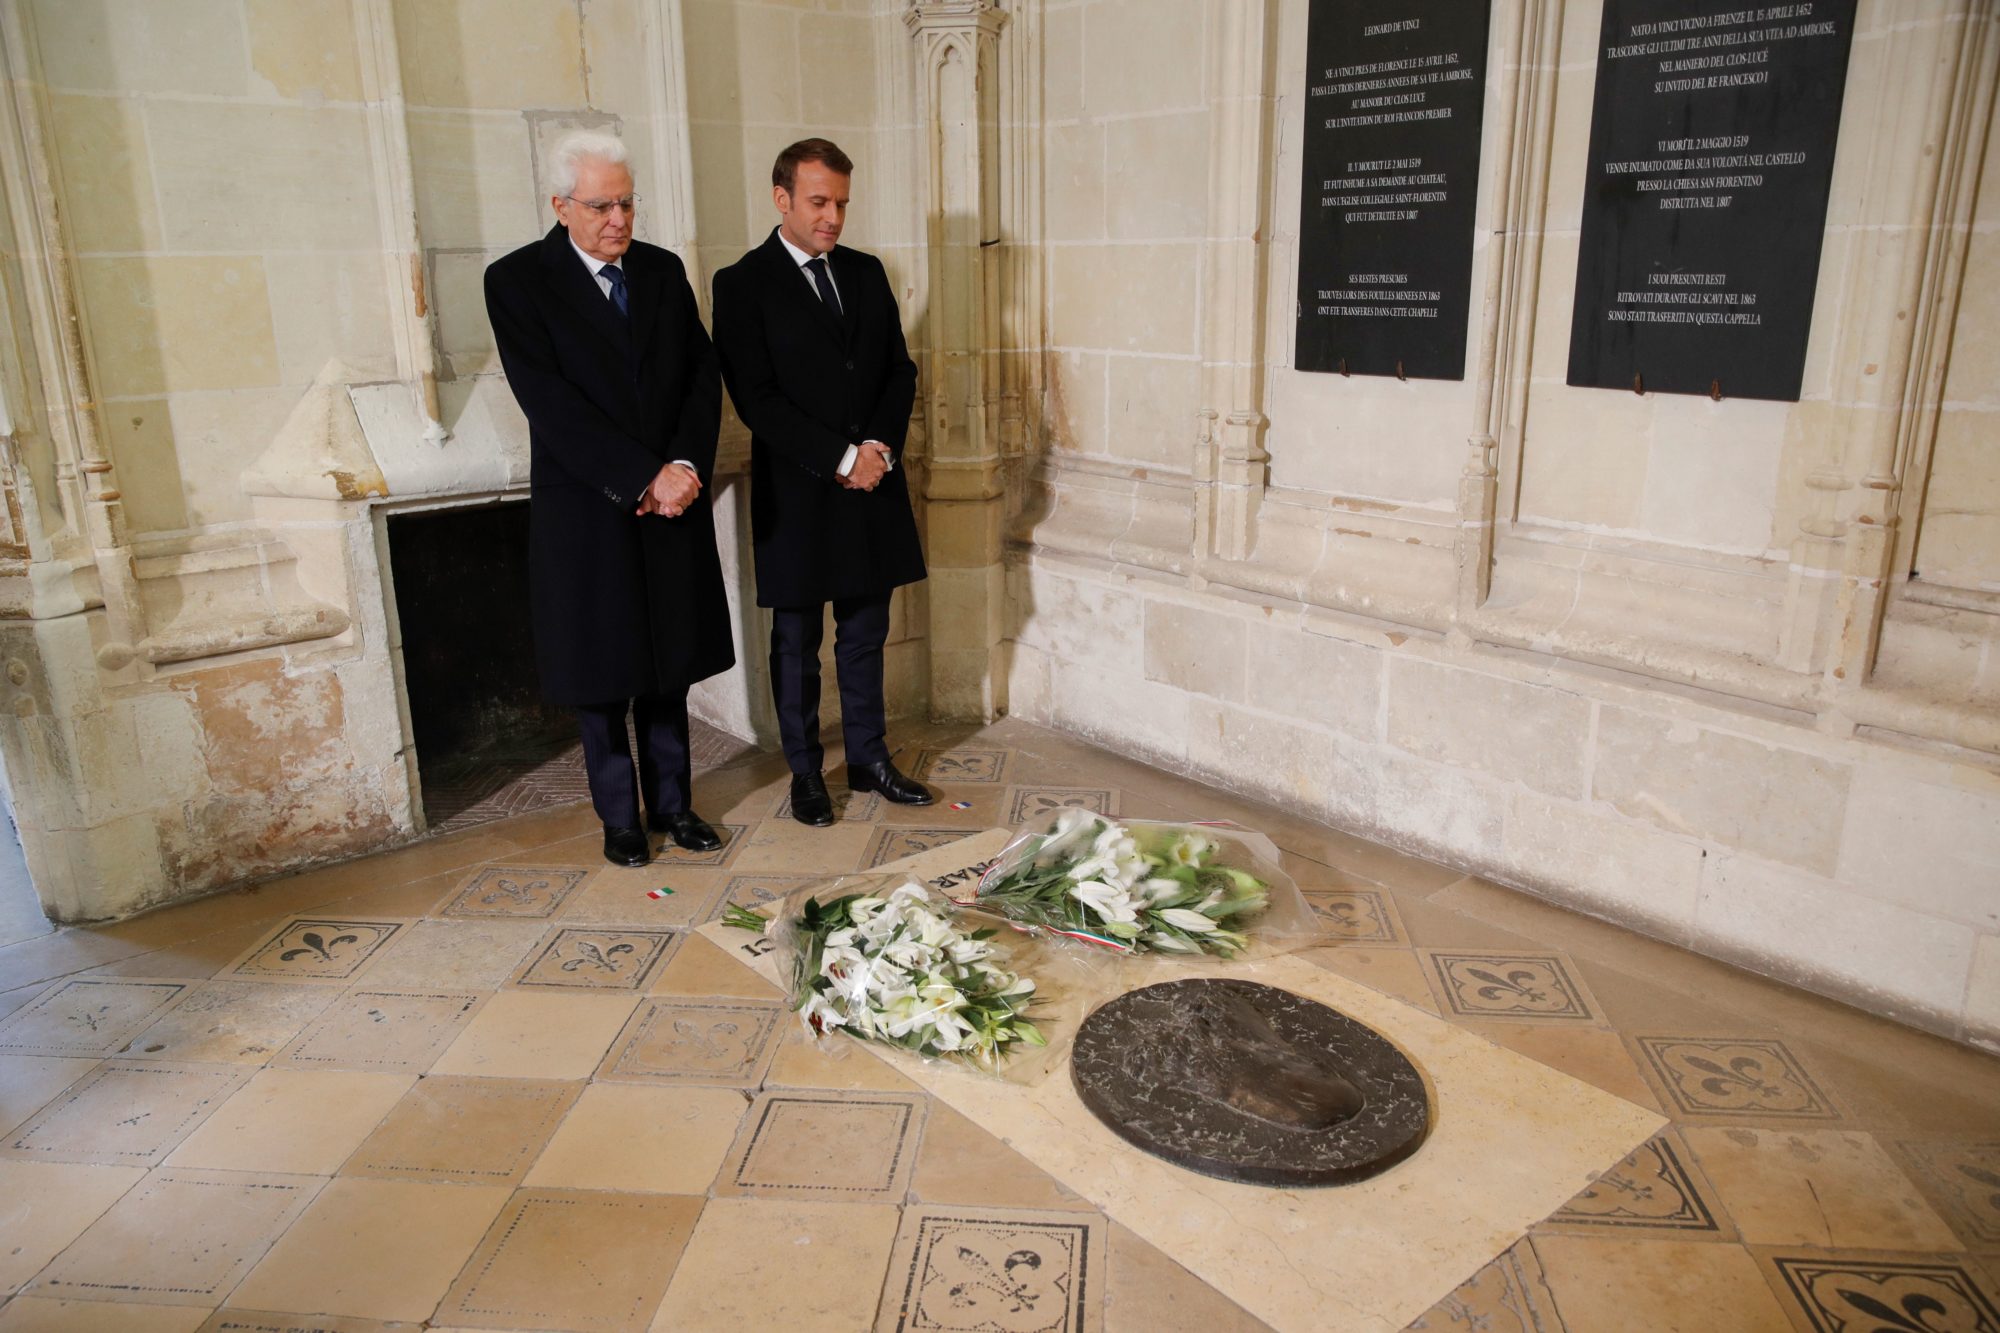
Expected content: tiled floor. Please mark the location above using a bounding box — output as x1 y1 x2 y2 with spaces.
0 716 1996 1332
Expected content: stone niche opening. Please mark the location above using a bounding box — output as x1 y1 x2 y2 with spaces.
384 498 573 827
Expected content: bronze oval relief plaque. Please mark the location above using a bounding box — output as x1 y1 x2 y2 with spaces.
1070 978 1430 1186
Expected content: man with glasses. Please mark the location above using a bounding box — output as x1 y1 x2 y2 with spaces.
484 130 733 866
711 138 932 827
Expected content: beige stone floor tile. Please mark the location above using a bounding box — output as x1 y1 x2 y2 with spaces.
649 1199 901 1332
0 1298 213 1331
349 919 544 991
218 916 413 987
506 927 680 991
166 1068 413 1174
713 1089 925 1202
0 929 161 994
1749 1245 2000 1333
1530 1234 1792 1331
74 921 277 982
525 1083 746 1195
229 1178 512 1321
1573 960 1747 1038
1460 1022 1663 1112
0 879 54 950
273 989 485 1075
1299 946 1442 1015
1538 1130 1734 1240
555 862 723 928
1298 886 1409 948
909 1102 1092 1212
0 1054 98 1134
345 1075 581 1186
1682 1127 1962 1250
731 817 872 874
435 1189 701 1331
431 991 637 1081
877 1204 1106 1333
0 978 194 1058
763 1024 922 1093
1890 1138 2000 1252
912 742 1013 787
646 934 785 999
115 981 335 1064
317 866 467 919
2 1061 251 1166
1387 894 1544 952
1101 1221 1270 1332
1403 1239 1564 1332
195 1313 416 1332
437 866 594 921
862 825 982 870
0 983 37 1022
1785 1029 2000 1135
597 996 786 1088
28 1167 324 1308
1628 1033 1848 1125
0 1161 146 1293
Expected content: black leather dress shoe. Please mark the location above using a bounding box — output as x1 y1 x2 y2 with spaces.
847 759 934 806
790 772 835 827
602 825 650 867
650 809 722 853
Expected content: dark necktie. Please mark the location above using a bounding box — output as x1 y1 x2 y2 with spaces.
601 262 628 317
805 256 842 316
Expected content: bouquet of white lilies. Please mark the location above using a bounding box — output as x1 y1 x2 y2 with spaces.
971 811 1302 958
723 880 1045 1068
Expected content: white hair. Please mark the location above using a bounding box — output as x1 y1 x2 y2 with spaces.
548 130 630 198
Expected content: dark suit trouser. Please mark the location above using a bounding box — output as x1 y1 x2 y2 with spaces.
575 693 691 829
769 594 892 776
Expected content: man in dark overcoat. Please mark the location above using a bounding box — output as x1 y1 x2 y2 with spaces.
711 138 933 826
485 130 733 866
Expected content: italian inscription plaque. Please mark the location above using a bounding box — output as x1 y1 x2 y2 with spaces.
1294 0 1494 381
1566 0 1859 400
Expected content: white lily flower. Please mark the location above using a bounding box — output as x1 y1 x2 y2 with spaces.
1158 907 1220 933
1166 831 1215 867
800 992 847 1031
1141 877 1184 904
1070 879 1140 924
1032 808 1101 864
1143 930 1203 953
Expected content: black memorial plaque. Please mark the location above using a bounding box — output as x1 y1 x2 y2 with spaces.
1070 978 1431 1187
1567 0 1858 400
1294 0 1494 381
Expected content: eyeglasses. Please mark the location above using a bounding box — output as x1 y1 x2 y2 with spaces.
564 194 641 217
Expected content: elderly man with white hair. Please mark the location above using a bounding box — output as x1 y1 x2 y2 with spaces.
484 130 733 867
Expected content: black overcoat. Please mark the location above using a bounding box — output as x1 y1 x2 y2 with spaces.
484 225 735 706
710 229 926 609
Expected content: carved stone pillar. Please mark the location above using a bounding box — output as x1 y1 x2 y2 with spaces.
908 0 1009 721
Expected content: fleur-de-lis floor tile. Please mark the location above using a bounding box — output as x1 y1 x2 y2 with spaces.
1634 1036 1843 1121
1761 1251 2000 1333
1423 950 1601 1022
439 866 592 919
867 826 977 868
1893 1140 2000 1250
272 989 485 1075
595 996 785 1088
714 1090 927 1202
773 782 882 823
654 824 749 869
1 1061 253 1166
1005 786 1118 826
1404 1239 1566 1331
223 917 409 983
1304 887 1405 945
0 979 191 1057
1543 1132 1727 1235
114 981 335 1064
914 746 1008 783
707 874 820 924
507 927 680 990
876 1205 1106 1333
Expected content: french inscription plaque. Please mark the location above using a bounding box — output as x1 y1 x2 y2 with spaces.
1566 0 1859 400
1294 0 1494 381
1071 978 1430 1187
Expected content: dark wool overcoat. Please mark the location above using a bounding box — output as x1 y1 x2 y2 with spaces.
485 225 735 705
710 229 926 609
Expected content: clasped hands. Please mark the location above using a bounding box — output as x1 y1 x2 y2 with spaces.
839 441 892 492
635 462 700 518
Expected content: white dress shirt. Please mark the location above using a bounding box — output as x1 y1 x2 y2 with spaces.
776 231 891 480
570 236 695 484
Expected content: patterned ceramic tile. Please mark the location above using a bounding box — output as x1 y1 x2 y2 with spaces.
1634 1036 1842 1121
914 747 1007 783
1894 1141 2000 1250
506 927 680 990
223 917 407 983
1424 951 1599 1022
877 1206 1104 1333
774 782 883 823
596 996 785 1088
716 1090 927 1201
272 989 484 1075
1405 1239 1566 1331
654 824 750 869
2 1062 252 1166
1544 1134 1724 1234
1765 1253 2000 1333
1305 888 1404 945
1005 786 1117 825
707 874 820 923
0 979 190 1057
439 867 591 919
867 827 977 868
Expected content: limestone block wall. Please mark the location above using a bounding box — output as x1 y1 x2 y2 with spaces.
1009 0 2000 1049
